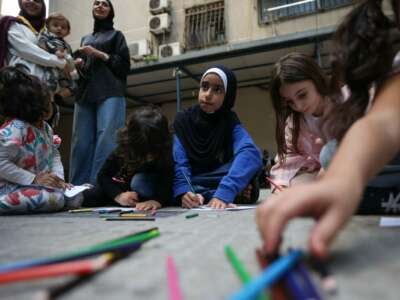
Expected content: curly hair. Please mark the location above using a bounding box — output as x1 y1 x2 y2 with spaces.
324 0 399 141
114 105 173 181
269 52 329 162
0 66 51 123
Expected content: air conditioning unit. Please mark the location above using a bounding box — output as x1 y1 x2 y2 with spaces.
128 39 151 61
149 0 170 14
159 42 182 58
149 13 171 35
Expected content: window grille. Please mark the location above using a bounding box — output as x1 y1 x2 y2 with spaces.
259 0 354 23
184 1 225 50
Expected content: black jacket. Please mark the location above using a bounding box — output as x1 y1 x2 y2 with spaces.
76 29 130 103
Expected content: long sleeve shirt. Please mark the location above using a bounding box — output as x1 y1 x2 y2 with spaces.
0 119 64 195
95 152 171 206
76 29 130 103
7 22 66 81
270 115 323 187
173 124 262 204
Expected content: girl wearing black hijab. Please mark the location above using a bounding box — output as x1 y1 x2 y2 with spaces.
173 66 262 209
1 0 68 84
69 0 130 185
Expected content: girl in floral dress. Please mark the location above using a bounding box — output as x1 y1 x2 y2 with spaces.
0 66 79 214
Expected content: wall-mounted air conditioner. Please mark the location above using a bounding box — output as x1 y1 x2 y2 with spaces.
128 39 151 61
149 13 171 35
149 0 170 14
159 42 182 58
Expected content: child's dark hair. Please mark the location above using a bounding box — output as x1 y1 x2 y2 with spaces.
270 52 329 162
114 105 173 180
324 0 399 141
45 13 71 34
0 66 51 123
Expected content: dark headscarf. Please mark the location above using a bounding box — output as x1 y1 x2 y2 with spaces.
18 0 46 33
173 65 240 174
0 16 19 68
93 0 115 33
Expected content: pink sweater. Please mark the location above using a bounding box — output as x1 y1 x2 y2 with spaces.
270 115 323 187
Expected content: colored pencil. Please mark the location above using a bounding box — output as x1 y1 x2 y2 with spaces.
105 216 156 221
0 229 159 273
167 256 183 300
68 208 94 213
265 177 283 192
255 249 288 300
119 213 148 217
0 253 115 285
284 262 323 300
185 213 199 219
308 258 338 295
225 246 269 300
230 250 303 300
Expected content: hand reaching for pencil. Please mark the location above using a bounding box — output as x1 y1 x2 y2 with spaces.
114 191 138 207
181 192 204 208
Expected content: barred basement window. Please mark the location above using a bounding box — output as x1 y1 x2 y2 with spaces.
184 1 225 50
259 0 354 23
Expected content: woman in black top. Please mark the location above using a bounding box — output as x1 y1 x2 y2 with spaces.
69 0 130 185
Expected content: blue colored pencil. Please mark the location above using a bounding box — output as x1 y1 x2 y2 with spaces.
284 262 323 300
229 250 304 300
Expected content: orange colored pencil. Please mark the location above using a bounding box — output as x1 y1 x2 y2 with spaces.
0 254 114 285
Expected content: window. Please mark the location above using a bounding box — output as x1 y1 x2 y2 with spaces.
184 1 225 50
259 0 354 23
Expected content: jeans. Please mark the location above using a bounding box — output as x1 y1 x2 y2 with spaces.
69 97 125 185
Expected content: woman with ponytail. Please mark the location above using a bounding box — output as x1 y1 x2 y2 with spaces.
69 0 130 185
257 0 400 259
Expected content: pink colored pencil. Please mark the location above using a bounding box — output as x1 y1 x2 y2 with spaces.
167 256 183 300
265 177 283 192
0 254 113 285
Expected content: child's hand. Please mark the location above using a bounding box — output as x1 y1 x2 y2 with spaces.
207 198 235 209
33 172 66 189
256 178 361 259
74 58 84 68
181 192 204 208
114 191 138 207
56 49 65 59
136 200 161 211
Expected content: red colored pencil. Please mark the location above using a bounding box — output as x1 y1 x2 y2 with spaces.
265 177 283 192
0 254 114 285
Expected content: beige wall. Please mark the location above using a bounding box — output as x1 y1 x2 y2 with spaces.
50 0 359 177
54 0 355 52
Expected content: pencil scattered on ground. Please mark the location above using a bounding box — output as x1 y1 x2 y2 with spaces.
229 250 303 300
167 256 184 300
0 228 160 273
0 254 115 285
225 245 269 300
185 213 199 219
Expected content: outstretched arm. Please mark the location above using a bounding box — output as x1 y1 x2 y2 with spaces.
256 74 400 259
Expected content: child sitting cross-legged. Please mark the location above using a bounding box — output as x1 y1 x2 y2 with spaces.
0 66 81 214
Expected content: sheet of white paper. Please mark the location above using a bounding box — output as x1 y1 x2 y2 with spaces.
379 217 400 227
191 205 256 211
64 185 90 197
93 207 137 213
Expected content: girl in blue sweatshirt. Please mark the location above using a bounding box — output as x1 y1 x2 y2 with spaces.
173 65 262 209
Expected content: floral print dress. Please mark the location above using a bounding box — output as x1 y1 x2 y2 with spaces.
0 119 65 213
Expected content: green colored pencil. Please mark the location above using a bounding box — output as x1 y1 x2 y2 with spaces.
224 245 270 300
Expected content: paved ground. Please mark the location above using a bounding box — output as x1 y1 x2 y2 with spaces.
0 189 400 300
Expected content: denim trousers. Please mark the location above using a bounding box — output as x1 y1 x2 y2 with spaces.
69 97 125 185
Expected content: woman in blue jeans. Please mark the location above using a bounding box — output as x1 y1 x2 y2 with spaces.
70 0 130 185
82 106 173 210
